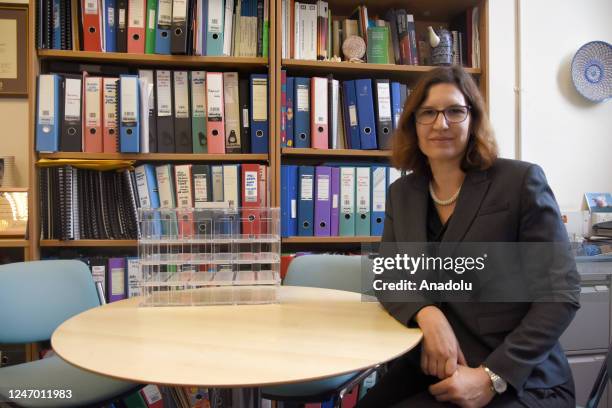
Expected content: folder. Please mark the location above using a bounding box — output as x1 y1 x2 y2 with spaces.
191 71 207 153
119 75 141 152
341 80 360 149
330 167 339 236
61 75 83 152
370 165 386 236
223 72 242 153
339 167 355 236
81 0 103 51
286 76 295 148
138 70 157 152
211 165 224 202
310 77 328 149
241 163 262 235
134 164 162 236
387 166 402 187
173 71 193 152
127 0 146 53
222 164 241 235
36 74 61 152
116 0 128 52
329 77 340 149
314 166 331 236
155 70 175 152
193 164 212 236
104 0 117 52
205 0 224 55
355 166 371 236
156 164 178 236
355 79 378 150
155 0 172 53
83 76 103 153
239 78 251 153
250 74 269 153
174 164 194 237
206 72 226 153
138 76 151 153
145 0 157 53
102 77 119 153
390 81 402 130
281 165 298 237
194 0 207 55
298 165 314 236
107 257 127 302
293 77 311 148
374 79 392 149
222 0 233 56
171 0 191 54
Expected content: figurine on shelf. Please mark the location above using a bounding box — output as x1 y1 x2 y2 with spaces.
342 35 367 63
428 26 453 66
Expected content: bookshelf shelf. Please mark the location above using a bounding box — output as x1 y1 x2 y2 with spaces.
282 236 381 244
282 148 391 158
39 240 138 247
282 59 481 79
38 152 270 162
37 50 269 69
0 239 30 248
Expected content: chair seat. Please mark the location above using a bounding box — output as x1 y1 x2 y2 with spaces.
0 355 139 407
261 372 359 401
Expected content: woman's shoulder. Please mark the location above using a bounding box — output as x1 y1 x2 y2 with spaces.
487 158 542 181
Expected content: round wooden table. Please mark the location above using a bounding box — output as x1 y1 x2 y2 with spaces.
52 286 422 387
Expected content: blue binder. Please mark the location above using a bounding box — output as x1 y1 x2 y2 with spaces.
281 165 298 237
138 164 162 237
36 74 61 152
293 77 310 148
250 74 269 153
355 79 378 150
342 80 360 149
370 165 387 236
104 0 117 52
200 0 208 55
154 0 171 54
297 165 315 236
390 81 402 130
286 77 295 147
119 75 140 152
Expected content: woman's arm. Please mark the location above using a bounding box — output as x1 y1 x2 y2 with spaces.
483 164 581 396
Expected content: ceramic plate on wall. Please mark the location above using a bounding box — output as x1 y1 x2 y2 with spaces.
571 41 612 102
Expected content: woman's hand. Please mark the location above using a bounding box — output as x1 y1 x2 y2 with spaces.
415 305 467 379
428 365 496 408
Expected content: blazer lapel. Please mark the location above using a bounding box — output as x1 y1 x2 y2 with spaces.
403 174 428 242
442 169 490 244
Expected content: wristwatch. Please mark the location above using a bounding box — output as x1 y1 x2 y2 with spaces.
483 366 508 394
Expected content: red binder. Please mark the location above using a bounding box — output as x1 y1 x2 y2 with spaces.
127 0 146 53
241 164 261 235
81 0 102 51
206 72 226 154
83 75 103 153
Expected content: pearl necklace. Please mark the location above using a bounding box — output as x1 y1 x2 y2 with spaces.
429 182 461 206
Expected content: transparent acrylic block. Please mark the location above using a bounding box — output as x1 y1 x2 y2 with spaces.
138 206 281 306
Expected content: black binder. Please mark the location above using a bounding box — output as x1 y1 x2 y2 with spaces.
60 74 83 152
116 0 128 52
155 70 175 152
170 0 191 54
239 78 251 153
374 79 393 149
173 71 193 153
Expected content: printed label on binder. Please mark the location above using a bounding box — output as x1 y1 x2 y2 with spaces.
65 79 81 122
158 0 172 25
156 71 172 116
377 83 392 121
244 171 258 202
86 0 98 14
129 0 145 27
317 175 329 201
297 87 308 112
349 105 357 126
174 72 189 118
301 176 313 200
252 78 267 121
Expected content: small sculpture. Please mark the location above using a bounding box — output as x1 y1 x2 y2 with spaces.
428 26 452 66
342 35 367 62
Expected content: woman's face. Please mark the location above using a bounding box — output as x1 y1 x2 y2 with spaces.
415 83 471 165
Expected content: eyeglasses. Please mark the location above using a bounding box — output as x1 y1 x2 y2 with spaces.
415 105 471 125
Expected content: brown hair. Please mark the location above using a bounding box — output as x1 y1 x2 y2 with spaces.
391 66 498 175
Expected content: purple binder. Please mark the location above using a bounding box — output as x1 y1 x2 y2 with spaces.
107 257 127 303
314 166 332 236
330 167 340 236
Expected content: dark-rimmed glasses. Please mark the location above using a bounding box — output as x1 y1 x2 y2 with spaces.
415 105 471 125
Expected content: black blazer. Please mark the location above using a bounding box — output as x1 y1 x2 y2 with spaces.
380 158 581 396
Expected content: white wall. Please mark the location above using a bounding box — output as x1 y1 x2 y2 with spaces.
489 0 612 211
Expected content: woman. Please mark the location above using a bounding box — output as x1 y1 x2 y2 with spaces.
358 66 580 407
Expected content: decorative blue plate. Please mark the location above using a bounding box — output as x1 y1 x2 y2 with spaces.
571 41 612 102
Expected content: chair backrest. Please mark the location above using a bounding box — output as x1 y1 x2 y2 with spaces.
585 342 612 408
283 255 362 293
0 260 100 343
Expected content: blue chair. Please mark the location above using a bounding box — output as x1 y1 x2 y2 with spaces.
580 342 611 408
261 255 379 407
0 260 141 407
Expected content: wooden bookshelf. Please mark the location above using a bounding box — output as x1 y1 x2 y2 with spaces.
39 152 269 162
282 148 391 158
39 240 138 247
0 239 30 248
37 50 269 70
282 236 381 244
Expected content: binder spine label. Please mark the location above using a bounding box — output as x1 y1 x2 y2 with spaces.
85 79 101 127
348 105 357 126
175 167 192 207
194 175 208 204
174 72 189 119
148 9 156 30
301 175 313 200
120 77 138 123
86 0 98 14
297 85 308 112
38 76 55 125
376 82 392 121
244 171 258 202
156 71 172 117
313 78 327 125
372 168 385 211
118 8 126 29
207 74 223 121
158 0 172 26
252 78 267 121
129 0 145 27
103 79 118 128
317 174 329 201
172 0 187 21
191 72 206 118
65 79 81 122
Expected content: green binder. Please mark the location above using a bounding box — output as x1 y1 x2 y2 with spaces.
145 0 157 54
